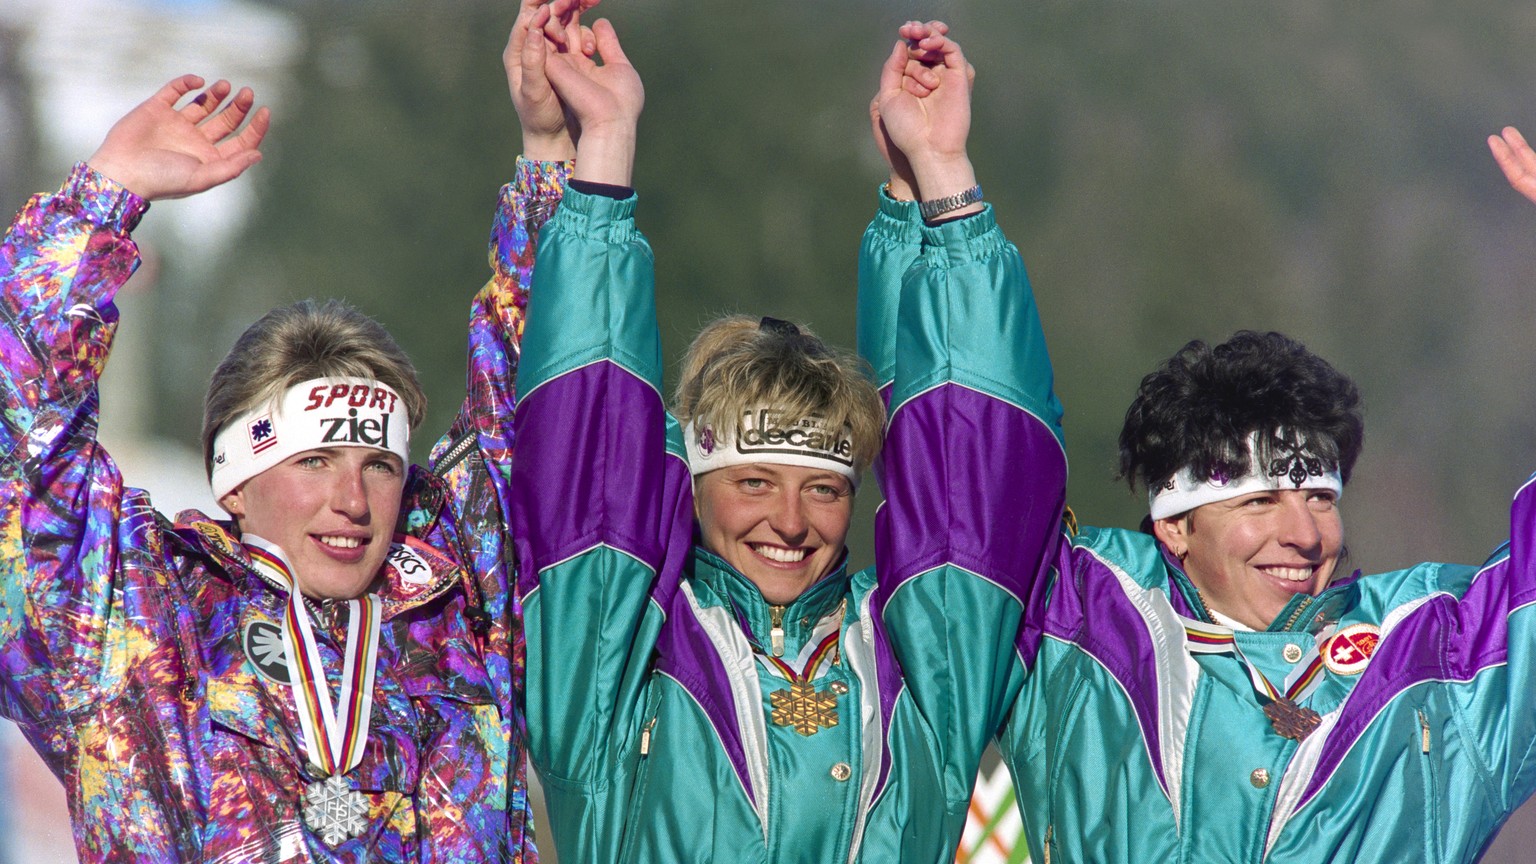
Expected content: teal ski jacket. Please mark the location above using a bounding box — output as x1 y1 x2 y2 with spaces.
507 183 1066 863
1001 491 1536 862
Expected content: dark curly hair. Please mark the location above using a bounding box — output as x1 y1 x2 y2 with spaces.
1118 331 1364 501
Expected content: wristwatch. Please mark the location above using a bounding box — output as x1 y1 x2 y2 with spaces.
919 185 983 221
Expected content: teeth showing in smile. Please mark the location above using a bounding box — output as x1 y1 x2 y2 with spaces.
752 544 807 564
319 536 362 550
1264 566 1313 583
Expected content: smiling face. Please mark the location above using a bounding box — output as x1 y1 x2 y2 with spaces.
1153 488 1343 629
693 463 854 605
220 447 405 600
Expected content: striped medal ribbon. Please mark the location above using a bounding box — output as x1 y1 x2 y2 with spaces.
1184 618 1325 740
760 627 842 684
245 537 382 845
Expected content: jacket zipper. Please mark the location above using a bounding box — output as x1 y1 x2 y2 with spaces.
1280 595 1313 631
432 429 479 478
769 605 786 657
640 717 658 756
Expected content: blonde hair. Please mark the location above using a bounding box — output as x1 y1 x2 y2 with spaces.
201 299 427 478
672 316 884 476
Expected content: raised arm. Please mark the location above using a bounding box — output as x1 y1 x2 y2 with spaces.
859 24 952 405
416 9 596 852
863 25 1067 811
543 12 643 185
873 21 980 213
88 74 268 200
858 22 985 403
0 76 264 719
431 0 588 480
508 20 691 858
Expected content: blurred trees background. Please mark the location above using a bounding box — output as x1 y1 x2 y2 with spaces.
142 0 1536 574
9 0 1536 860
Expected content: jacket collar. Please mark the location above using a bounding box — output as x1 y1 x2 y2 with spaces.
689 545 851 657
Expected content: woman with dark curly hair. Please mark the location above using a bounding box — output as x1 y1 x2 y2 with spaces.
994 132 1536 863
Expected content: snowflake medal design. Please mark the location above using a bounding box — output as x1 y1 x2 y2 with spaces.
763 610 846 737
769 680 841 736
303 773 369 846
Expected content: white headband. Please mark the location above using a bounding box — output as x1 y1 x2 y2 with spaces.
210 377 411 502
683 409 860 487
1148 431 1342 519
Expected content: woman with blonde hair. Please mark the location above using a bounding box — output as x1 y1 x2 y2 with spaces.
503 6 1066 860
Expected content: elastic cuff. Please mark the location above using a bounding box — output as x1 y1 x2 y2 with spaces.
64 163 149 232
918 204 1007 266
868 182 924 245
551 183 639 239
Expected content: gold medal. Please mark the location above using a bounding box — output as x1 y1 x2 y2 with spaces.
769 680 841 736
759 605 845 737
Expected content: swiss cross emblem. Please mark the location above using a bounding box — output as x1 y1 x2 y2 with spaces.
1323 623 1381 675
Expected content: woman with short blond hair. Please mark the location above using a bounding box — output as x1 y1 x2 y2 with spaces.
504 8 1066 861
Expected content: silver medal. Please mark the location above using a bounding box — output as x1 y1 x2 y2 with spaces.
302 773 368 846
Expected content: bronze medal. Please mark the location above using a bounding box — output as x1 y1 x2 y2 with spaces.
1264 698 1322 740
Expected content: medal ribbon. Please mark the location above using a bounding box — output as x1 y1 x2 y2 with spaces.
759 628 841 684
1183 619 1325 705
246 537 382 777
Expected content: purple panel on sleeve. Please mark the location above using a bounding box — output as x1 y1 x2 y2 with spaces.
512 362 675 596
875 384 1067 605
1031 546 1172 793
1299 560 1512 806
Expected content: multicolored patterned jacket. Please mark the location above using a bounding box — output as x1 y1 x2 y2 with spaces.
507 181 1066 862
999 455 1536 859
0 162 543 863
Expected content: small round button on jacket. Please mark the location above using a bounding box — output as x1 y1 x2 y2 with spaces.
1250 768 1271 788
1283 643 1304 663
830 762 852 782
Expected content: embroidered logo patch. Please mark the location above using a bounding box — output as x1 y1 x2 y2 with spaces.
247 414 278 455
193 521 237 558
387 543 434 586
1323 623 1380 675
243 619 290 684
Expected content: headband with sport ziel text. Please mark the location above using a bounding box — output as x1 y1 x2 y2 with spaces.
210 377 411 502
1148 430 1342 519
684 408 860 488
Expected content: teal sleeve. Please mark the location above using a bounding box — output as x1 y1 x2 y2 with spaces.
510 187 694 859
856 186 924 400
871 203 1068 807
